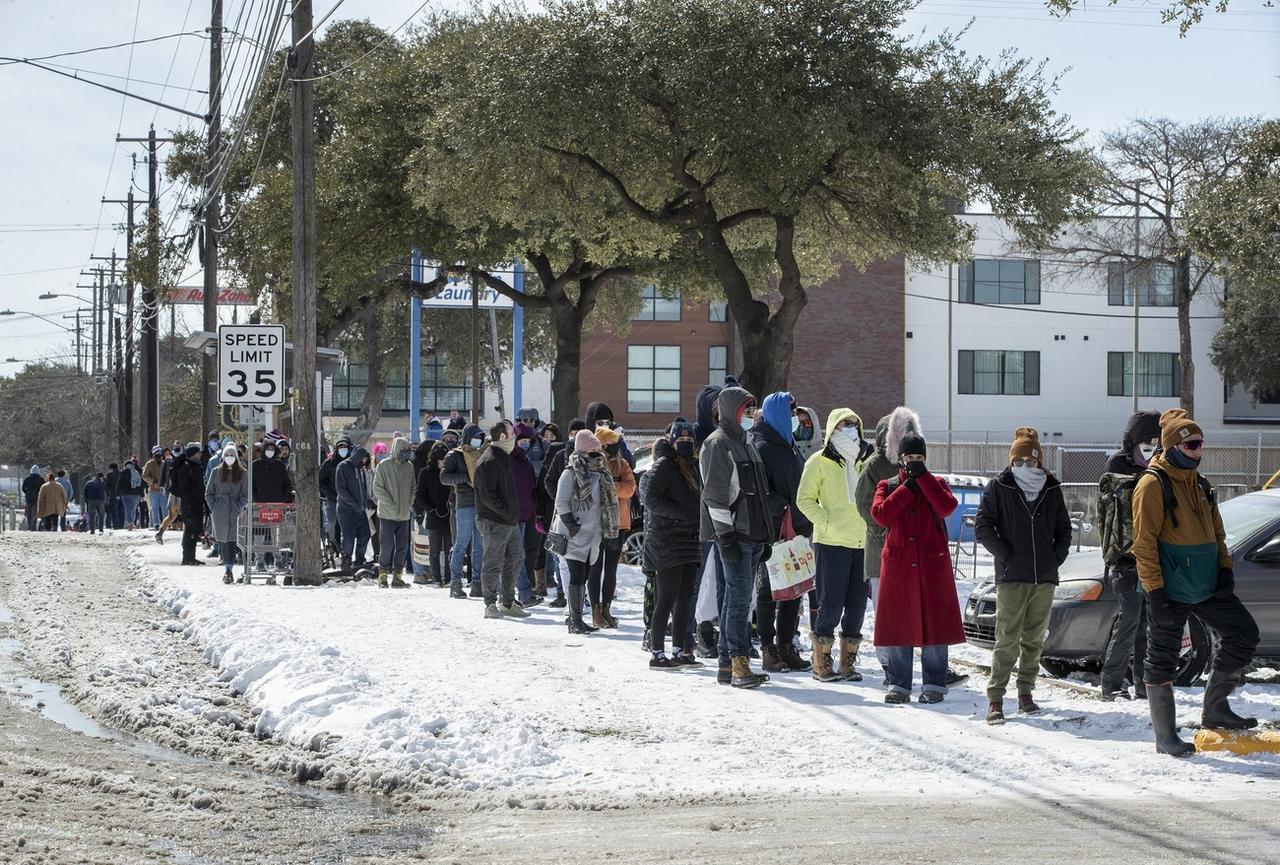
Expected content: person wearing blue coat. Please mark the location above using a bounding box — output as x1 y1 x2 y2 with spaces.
334 445 373 570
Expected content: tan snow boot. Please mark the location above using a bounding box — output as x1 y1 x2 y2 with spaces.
812 636 839 683
592 604 605 629
533 568 547 596
838 635 863 681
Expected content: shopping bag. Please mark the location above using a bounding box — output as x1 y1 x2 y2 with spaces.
766 535 816 601
411 520 431 567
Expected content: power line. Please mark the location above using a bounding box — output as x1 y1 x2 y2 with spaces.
904 4 1280 33
289 0 431 82
0 30 208 66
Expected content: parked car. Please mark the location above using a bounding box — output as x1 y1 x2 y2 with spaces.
963 488 1280 685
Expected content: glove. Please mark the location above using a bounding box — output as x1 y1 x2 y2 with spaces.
760 543 773 564
1145 588 1178 628
562 514 581 538
903 475 919 492
906 461 927 479
717 534 740 563
1215 567 1235 598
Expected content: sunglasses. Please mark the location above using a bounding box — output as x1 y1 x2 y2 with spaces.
1180 439 1205 452
1012 458 1037 468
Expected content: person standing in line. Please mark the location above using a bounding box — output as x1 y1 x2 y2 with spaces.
792 406 825 462
103 462 123 530
84 472 107 534
512 423 544 606
539 419 586 609
584 401 635 466
552 430 618 634
515 408 549 476
752 392 815 674
1096 410 1162 701
171 443 208 566
975 428 1073 724
474 422 532 619
446 409 467 432
335 445 373 572
702 386 774 689
422 410 445 441
55 470 73 531
143 447 168 531
22 465 43 531
643 419 704 668
319 434 352 549
372 436 417 588
36 472 67 531
441 425 488 597
797 407 873 682
206 444 248 584
692 384 723 657
120 456 145 530
252 438 295 503
415 441 454 590
1132 409 1261 757
590 425 636 628
532 422 564 602
870 432 965 704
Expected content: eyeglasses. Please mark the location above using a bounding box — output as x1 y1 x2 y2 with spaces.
1181 439 1205 451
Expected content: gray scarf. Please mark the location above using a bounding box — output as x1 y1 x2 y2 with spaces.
1011 465 1047 501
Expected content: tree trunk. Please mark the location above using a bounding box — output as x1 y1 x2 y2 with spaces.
1175 252 1196 416
346 303 386 444
550 309 584 430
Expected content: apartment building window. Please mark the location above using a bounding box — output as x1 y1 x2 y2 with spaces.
959 259 1041 305
708 345 728 386
331 358 474 413
709 301 728 322
634 284 681 321
628 345 681 413
1107 351 1182 397
958 350 1040 395
1107 262 1175 307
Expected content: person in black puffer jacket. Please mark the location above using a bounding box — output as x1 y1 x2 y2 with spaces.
642 419 704 668
414 441 454 587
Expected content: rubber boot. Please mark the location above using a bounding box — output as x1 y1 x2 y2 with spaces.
534 568 547 597
601 600 618 629
811 636 839 683
1201 668 1259 730
567 585 597 634
838 635 863 681
592 604 605 630
731 656 765 689
760 644 785 673
1148 683 1196 757
391 571 409 589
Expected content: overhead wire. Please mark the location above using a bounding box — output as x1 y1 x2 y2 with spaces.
0 31 208 66
289 0 432 82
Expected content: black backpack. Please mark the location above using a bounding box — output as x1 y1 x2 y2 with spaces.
1142 467 1216 530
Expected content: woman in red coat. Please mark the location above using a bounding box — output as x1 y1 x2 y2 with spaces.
870 433 966 705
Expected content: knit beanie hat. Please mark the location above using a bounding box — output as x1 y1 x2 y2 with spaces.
1159 408 1203 450
594 426 621 447
574 430 602 453
668 417 695 441
898 433 927 460
1009 426 1043 464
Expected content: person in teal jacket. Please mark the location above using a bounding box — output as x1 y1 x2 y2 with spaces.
797 407 873 683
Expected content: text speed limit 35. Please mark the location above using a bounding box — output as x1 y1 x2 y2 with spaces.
218 324 286 406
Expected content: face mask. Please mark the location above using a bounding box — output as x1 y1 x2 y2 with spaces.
1167 447 1201 470
740 416 755 432
223 455 237 466
397 449 411 462
675 440 695 458
795 424 813 442
264 449 276 460
1138 443 1158 462
338 447 349 459
518 440 531 451
904 459 926 478
605 443 620 457
469 437 484 449
791 415 801 433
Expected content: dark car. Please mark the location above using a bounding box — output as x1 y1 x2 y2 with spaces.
963 488 1280 685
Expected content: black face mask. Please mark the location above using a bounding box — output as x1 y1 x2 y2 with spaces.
904 459 927 478
605 443 620 457
674 440 695 458
795 424 813 442
1167 448 1201 470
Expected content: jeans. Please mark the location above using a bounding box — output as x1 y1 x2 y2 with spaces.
428 525 452 584
322 500 338 544
378 518 411 574
450 506 486 590
24 501 36 531
515 521 538 603
1101 590 1146 690
545 550 562 596
653 562 699 655
337 507 371 566
884 644 949 696
714 539 764 665
221 541 237 572
121 495 140 528
107 498 121 529
1144 591 1259 684
812 544 868 640
149 491 168 529
986 582 1055 701
867 577 893 673
87 501 106 533
476 519 521 607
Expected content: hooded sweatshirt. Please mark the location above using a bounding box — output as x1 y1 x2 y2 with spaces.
797 408 868 549
510 423 538 523
335 446 372 515
1106 410 1163 475
793 406 824 461
319 434 352 502
22 466 43 504
855 409 920 580
695 385 722 449
373 437 417 521
698 387 773 544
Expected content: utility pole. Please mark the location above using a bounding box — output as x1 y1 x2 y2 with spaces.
290 0 322 585
201 0 223 445
75 272 99 371
1132 181 1142 413
96 269 105 373
104 187 137 456
92 252 121 455
471 271 481 424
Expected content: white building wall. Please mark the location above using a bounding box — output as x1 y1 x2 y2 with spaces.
904 214 1237 437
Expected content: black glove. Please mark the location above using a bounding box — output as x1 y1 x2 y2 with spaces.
906 460 927 479
903 475 919 492
1215 567 1235 598
1145 588 1178 628
562 514 581 538
760 543 773 564
717 534 740 563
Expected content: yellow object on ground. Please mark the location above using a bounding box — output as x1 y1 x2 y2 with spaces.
1194 728 1280 755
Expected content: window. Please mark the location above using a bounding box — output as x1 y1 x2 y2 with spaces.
1107 262 1175 307
634 284 681 321
419 353 474 412
1107 352 1182 397
1257 389 1280 405
958 350 1040 395
708 345 728 386
628 345 681 413
959 259 1041 305
708 301 728 322
330 358 476 413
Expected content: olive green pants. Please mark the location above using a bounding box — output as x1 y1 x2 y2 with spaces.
987 582 1056 701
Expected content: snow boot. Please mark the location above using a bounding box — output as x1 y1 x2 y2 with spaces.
779 643 811 673
566 585 597 634
377 570 389 589
591 604 605 630
695 621 718 658
717 662 733 685
534 568 547 597
1100 682 1131 702
391 572 409 589
222 569 234 585
1018 693 1041 715
469 579 483 598
811 636 840 683
154 529 164 545
986 701 1006 725
449 583 467 599
340 555 352 572
413 571 432 585
760 644 785 674
838 635 863 681
1148 683 1196 757
731 656 765 689
549 593 567 609
483 603 503 619
1201 668 1258 730
601 600 618 629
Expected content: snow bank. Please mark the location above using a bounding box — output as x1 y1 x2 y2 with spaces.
128 544 1280 804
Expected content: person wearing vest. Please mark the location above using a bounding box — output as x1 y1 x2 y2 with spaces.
1132 409 1261 757
974 428 1073 724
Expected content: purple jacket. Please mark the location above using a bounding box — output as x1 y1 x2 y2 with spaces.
512 444 537 523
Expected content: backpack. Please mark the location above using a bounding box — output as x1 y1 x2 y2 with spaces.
1142 466 1216 530
1097 472 1139 567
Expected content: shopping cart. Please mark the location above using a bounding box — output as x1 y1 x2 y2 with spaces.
236 502 297 584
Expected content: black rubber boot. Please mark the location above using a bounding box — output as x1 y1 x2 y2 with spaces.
566 585 597 635
1148 683 1196 757
1201 668 1259 730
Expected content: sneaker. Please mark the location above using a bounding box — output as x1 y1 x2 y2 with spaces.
517 596 544 609
986 701 1006 725
413 574 432 585
650 654 675 670
918 691 944 705
672 651 702 668
945 668 969 687
206 548 220 559
154 530 164 545
548 594 567 609
1018 694 1041 715
222 570 234 585
884 690 910 704
500 603 531 619
483 603 503 619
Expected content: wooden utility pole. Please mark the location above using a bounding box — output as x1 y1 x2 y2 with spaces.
471 271 481 424
290 0 322 585
202 0 223 441
103 187 137 454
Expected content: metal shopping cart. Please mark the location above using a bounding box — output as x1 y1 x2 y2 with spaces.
236 502 297 584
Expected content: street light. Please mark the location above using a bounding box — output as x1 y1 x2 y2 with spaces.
0 309 76 331
39 291 94 304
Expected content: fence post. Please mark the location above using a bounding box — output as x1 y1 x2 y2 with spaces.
1257 431 1264 488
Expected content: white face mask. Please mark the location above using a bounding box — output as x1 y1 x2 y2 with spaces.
223 455 237 466
1139 443 1158 462
264 449 276 460
791 415 801 433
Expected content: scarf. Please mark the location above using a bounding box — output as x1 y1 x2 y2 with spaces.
829 428 863 504
459 444 485 484
570 451 619 538
493 437 516 455
1011 465 1048 501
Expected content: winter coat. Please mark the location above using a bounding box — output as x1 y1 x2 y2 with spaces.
170 454 206 518
57 476 73 504
123 462 144 496
1131 452 1231 604
751 417 813 541
36 479 67 518
415 464 452 531
474 443 520 525
699 387 773 544
205 466 247 543
440 425 486 509
318 453 343 502
142 458 165 492
372 438 417 521
104 468 123 499
422 417 445 440
870 471 964 648
609 457 637 532
540 441 571 503
975 467 1073 586
83 478 106 503
854 413 897 580
695 385 722 449
335 447 371 517
536 440 566 519
22 468 43 504
1106 410 1163 475
797 409 868 549
553 466 605 564
252 456 294 503
512 444 537 524
642 439 703 571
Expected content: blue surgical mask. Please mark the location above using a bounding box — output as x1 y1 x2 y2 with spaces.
398 449 411 462
469 437 484 449
740 416 755 432
337 447 350 459
518 440 531 451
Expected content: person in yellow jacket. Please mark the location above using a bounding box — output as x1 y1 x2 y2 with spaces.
796 407 873 683
36 472 68 532
1132 408 1260 757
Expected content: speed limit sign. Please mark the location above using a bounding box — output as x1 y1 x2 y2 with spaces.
218 324 286 406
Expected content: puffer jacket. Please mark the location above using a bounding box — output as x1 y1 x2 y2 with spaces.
797 408 868 549
642 439 703 572
975 466 1073 585
698 387 773 544
750 395 813 541
372 437 417 521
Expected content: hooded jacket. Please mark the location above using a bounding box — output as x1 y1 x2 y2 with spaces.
414 443 453 531
1106 410 1162 475
22 466 43 504
1131 451 1231 603
797 408 868 549
170 451 206 518
855 409 919 580
440 424 486 508
373 437 417 521
583 401 634 467
975 466 1073 585
252 452 295 503
511 425 538 524
699 387 773 544
695 385 722 449
793 406 824 461
751 392 813 541
320 435 352 502
83 477 106 503
474 438 520 525
642 438 703 571
335 446 372 515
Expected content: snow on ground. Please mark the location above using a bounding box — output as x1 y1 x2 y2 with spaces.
128 542 1280 806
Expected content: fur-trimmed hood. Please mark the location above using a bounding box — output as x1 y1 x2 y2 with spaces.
885 406 923 464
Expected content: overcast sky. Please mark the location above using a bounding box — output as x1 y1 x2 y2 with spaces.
0 0 1277 373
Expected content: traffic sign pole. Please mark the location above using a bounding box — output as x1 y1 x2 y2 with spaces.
245 414 254 584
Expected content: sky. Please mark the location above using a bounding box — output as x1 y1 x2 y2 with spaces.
0 0 1277 375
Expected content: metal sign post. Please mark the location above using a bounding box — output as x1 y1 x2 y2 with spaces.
245 414 254 583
